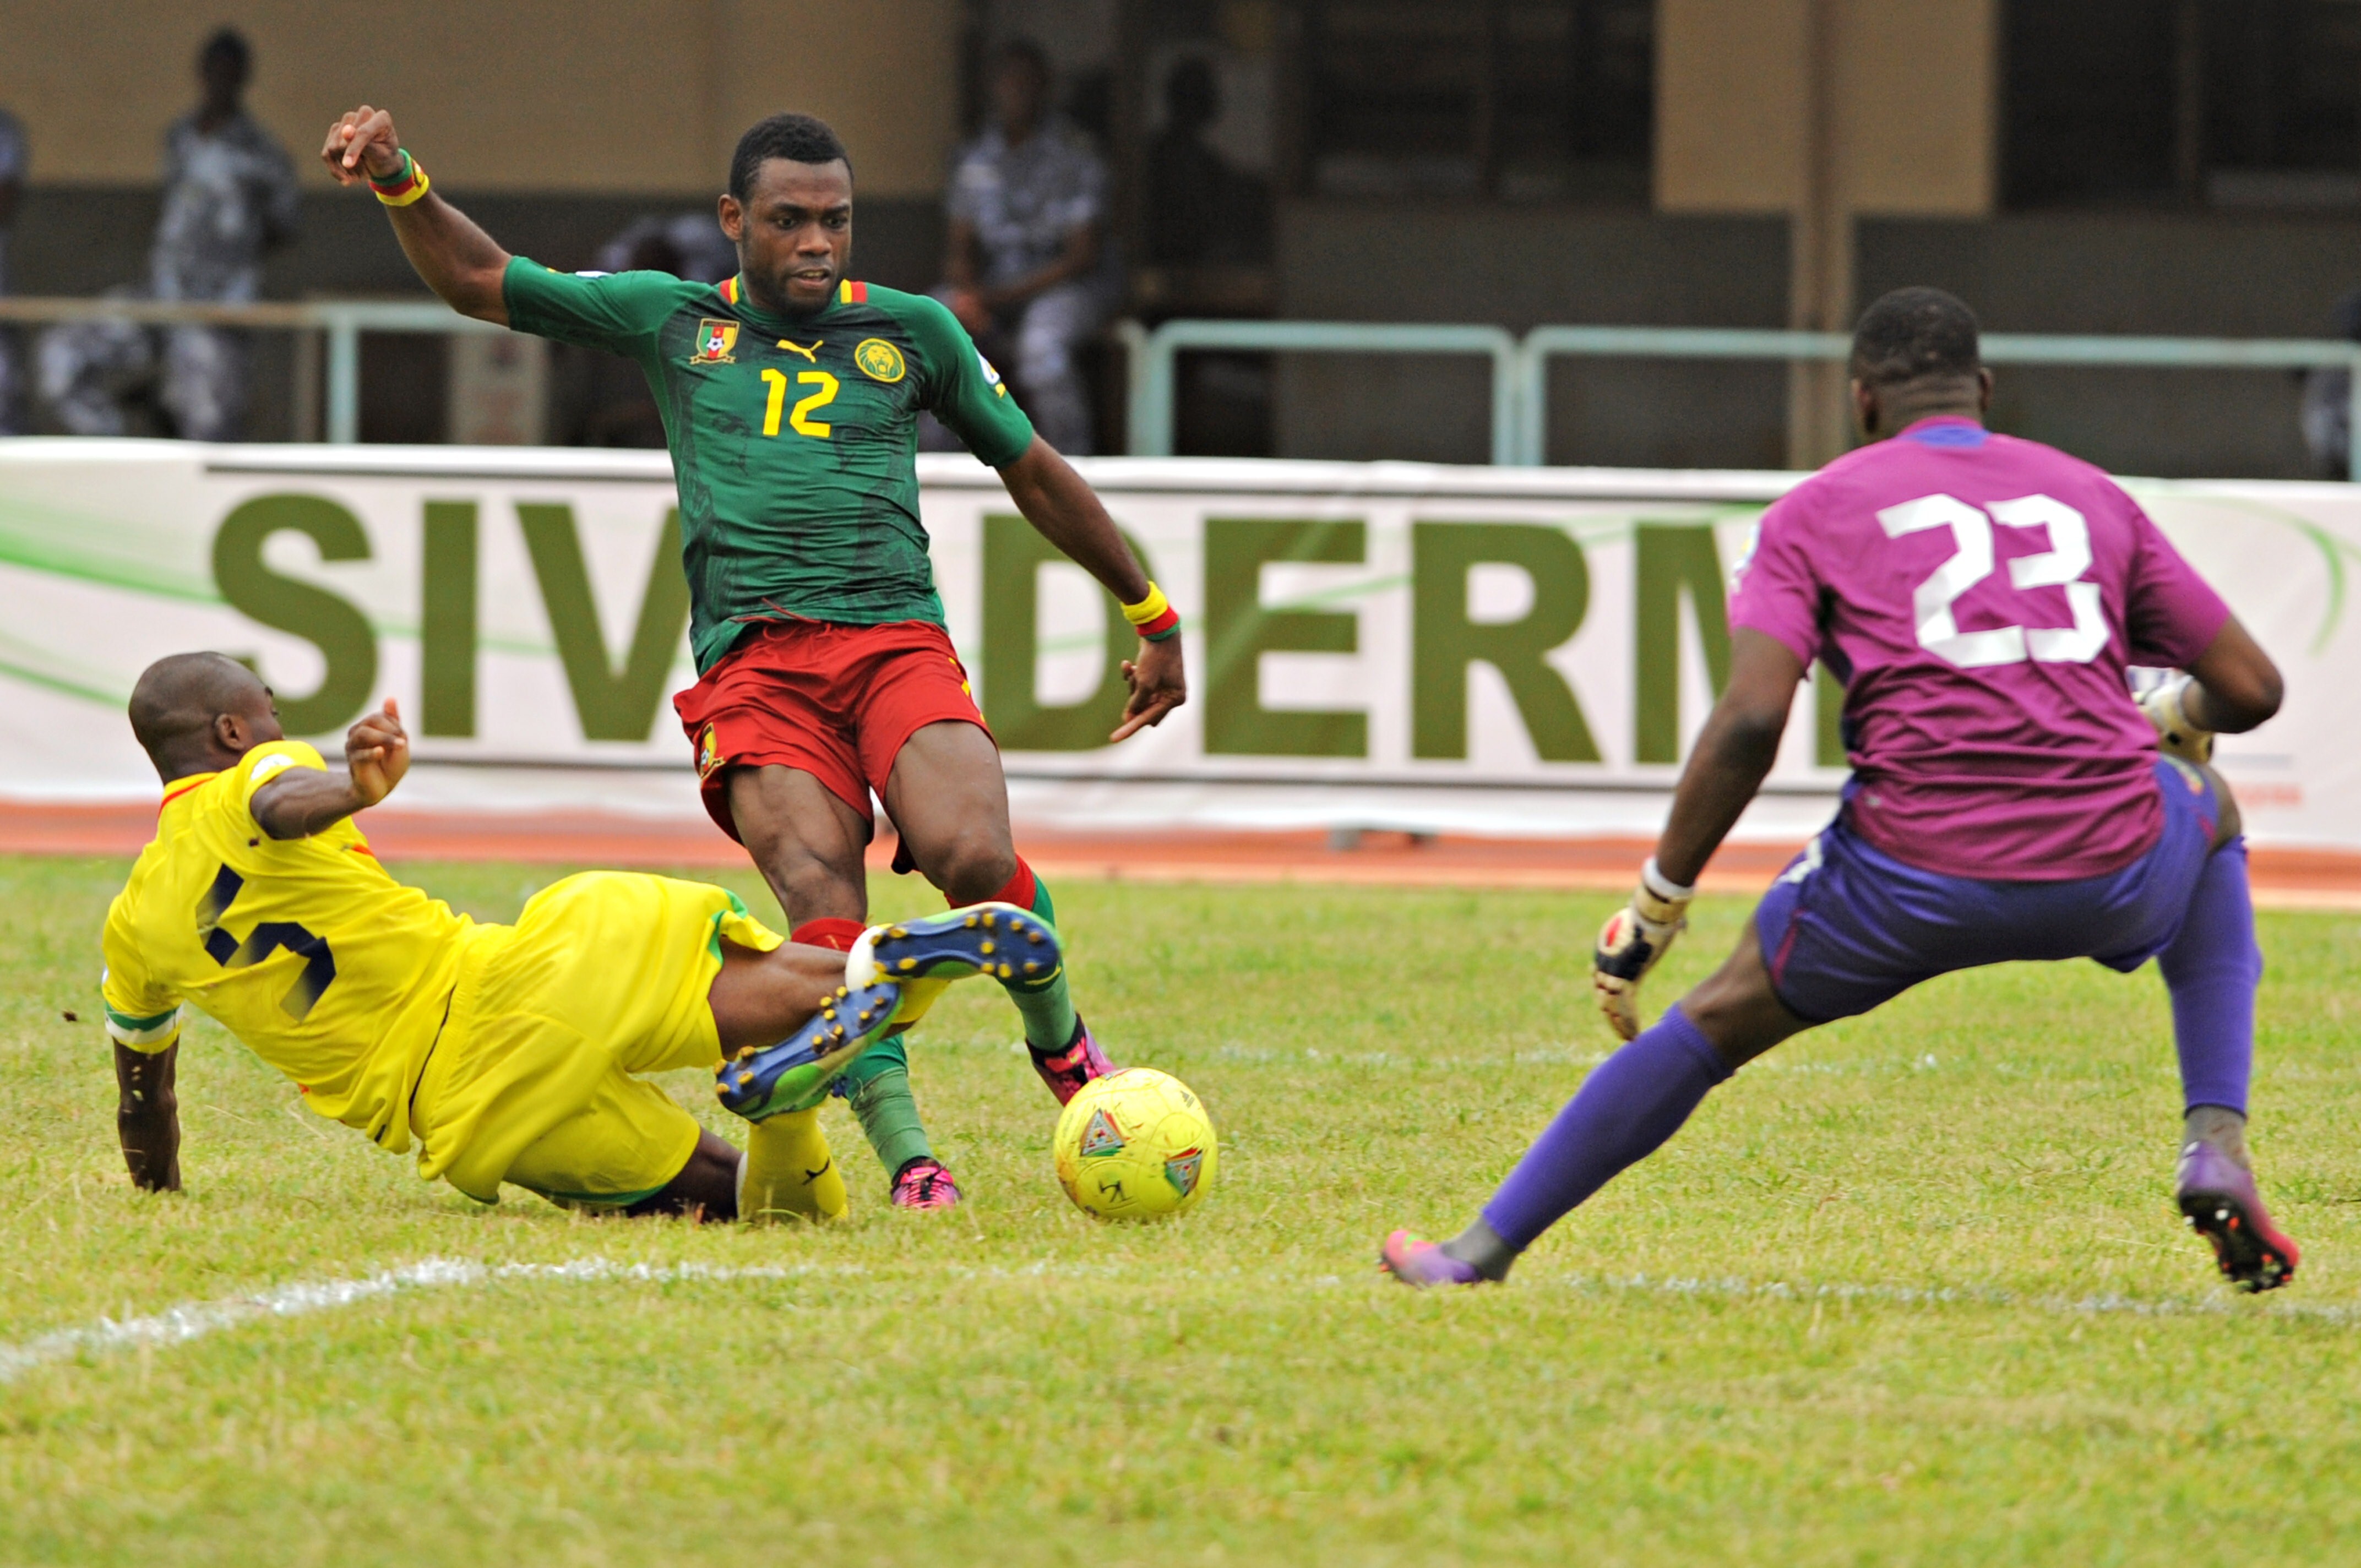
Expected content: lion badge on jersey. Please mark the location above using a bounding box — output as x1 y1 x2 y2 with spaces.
855 337 906 383
695 724 727 781
689 319 739 365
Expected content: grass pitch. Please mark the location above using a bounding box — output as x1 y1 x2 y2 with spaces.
3 852 2359 1566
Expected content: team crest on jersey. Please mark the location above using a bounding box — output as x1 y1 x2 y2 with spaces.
695 724 727 781
855 337 907 383
689 319 739 364
977 350 1008 396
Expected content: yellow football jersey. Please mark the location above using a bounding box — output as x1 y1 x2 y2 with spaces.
100 741 480 1153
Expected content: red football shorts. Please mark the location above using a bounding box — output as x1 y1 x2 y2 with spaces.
672 619 992 842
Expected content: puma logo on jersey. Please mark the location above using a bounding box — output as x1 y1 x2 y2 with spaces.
777 339 821 362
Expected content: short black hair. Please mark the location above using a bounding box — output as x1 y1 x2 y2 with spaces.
128 652 262 773
199 26 251 76
728 113 852 200
1851 286 1981 390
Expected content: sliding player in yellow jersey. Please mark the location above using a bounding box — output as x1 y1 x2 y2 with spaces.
100 653 1062 1221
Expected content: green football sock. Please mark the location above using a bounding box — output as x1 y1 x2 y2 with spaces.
840 1036 934 1178
1002 870 1079 1051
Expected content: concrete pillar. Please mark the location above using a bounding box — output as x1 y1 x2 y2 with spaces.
1657 0 1999 467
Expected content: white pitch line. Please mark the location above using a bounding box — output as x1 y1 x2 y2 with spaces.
0 1256 850 1387
7 1255 2352 1389
1553 1271 2361 1326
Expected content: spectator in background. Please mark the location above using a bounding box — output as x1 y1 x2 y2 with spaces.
595 211 737 285
0 105 25 433
2299 291 2361 479
562 216 735 447
935 39 1112 454
151 26 299 440
1144 57 1270 268
42 29 297 439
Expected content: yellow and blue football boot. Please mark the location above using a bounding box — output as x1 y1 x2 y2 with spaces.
846 900 1062 1032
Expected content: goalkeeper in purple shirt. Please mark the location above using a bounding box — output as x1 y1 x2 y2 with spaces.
1387 287 2298 1294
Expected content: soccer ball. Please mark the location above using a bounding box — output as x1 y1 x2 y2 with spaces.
1053 1068 1217 1221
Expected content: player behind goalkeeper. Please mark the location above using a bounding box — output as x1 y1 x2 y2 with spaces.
100 654 1058 1221
1385 287 2297 1294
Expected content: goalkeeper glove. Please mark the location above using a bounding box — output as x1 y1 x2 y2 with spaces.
1593 858 1694 1042
2140 675 2215 764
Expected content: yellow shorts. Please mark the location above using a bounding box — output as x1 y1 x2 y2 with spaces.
410 872 784 1205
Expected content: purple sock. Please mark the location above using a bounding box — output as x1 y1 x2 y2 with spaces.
1479 1004 1733 1252
2158 839 2260 1116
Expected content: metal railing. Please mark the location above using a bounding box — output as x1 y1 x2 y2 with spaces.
1119 318 1524 467
8 296 2361 475
1126 317 2361 475
0 297 506 444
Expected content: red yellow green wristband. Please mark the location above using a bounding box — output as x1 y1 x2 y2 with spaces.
1120 582 1182 641
369 149 430 207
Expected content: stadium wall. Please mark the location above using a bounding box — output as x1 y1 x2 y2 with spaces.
0 0 962 197
2 442 2352 852
1275 204 2361 480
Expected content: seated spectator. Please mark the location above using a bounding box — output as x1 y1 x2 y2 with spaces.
38 287 160 437
596 211 736 285
1144 57 1271 269
550 214 736 448
934 40 1114 454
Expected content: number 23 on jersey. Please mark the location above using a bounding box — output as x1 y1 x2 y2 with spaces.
1878 492 2109 670
760 367 839 439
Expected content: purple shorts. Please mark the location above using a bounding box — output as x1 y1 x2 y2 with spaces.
1755 759 2221 1025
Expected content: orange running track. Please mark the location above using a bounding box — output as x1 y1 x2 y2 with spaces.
7 802 2358 910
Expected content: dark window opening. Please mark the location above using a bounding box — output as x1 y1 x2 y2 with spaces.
2006 0 2361 209
1293 0 1652 202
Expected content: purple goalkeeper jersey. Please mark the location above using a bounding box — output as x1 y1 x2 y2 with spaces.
1728 416 2231 880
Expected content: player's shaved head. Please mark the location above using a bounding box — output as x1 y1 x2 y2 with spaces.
128 652 277 779
1851 287 1982 392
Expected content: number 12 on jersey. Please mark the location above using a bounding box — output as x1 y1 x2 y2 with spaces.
760 368 839 439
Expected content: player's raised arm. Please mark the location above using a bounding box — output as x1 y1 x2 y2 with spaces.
249 700 411 839
322 106 510 324
997 439 1188 741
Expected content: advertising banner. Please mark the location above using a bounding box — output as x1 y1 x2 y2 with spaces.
1 440 2352 847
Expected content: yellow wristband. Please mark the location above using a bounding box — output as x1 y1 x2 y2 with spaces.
1120 583 1171 627
371 150 431 207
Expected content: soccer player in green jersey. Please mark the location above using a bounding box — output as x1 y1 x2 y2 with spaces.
321 105 1187 1211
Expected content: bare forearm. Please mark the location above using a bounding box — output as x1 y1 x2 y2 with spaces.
1000 441 1151 602
251 772 369 840
1655 712 1785 888
115 1042 181 1193
385 191 511 323
2183 673 2278 734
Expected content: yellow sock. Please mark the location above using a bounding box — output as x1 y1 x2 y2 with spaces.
738 1108 848 1223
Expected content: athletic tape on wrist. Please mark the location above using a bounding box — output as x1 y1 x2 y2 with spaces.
1640 856 1696 904
1120 581 1182 641
369 149 430 206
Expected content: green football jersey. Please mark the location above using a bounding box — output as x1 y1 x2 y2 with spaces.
503 262 1036 672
